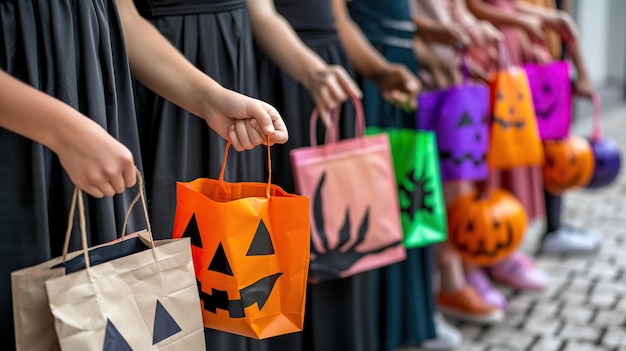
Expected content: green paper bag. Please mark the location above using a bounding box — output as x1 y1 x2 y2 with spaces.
366 127 447 248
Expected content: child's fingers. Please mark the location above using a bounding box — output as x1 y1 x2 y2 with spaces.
244 119 265 149
229 124 245 152
234 120 254 150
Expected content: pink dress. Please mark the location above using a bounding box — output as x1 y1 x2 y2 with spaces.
484 0 546 220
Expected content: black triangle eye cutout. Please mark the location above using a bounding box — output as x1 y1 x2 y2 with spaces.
182 213 203 248
457 112 473 127
103 319 132 351
247 220 275 256
153 301 182 345
208 242 233 276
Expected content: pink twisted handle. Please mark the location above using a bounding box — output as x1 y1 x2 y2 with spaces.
591 93 602 142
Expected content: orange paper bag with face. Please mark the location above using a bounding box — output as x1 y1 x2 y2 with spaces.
172 144 310 340
488 66 544 169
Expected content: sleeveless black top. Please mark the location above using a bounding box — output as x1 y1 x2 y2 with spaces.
135 0 245 17
275 0 337 44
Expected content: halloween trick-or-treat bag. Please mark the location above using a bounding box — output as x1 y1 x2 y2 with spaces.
290 96 406 283
366 128 447 248
487 45 544 170
12 170 205 351
523 60 572 140
172 143 310 340
416 76 491 182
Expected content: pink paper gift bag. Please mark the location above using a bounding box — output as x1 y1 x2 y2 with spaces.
290 97 406 283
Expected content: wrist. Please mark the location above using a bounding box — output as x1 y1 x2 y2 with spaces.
196 78 225 124
301 59 329 92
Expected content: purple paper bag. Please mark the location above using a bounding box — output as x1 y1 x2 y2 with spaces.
523 61 571 140
417 84 490 182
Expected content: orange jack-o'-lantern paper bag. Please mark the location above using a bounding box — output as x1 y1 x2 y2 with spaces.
173 144 310 340
487 66 544 169
34 172 205 351
290 97 406 283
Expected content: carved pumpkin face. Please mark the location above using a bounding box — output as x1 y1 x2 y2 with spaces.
447 188 527 266
524 61 572 140
585 137 621 189
173 175 310 339
417 85 490 181
543 136 594 195
487 67 544 169
181 214 282 322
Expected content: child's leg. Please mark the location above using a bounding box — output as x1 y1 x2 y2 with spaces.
436 181 505 323
538 190 602 255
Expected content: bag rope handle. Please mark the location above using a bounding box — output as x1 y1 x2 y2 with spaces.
310 94 366 147
219 136 272 199
62 168 154 267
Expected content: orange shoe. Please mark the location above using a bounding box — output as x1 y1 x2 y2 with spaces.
437 285 504 325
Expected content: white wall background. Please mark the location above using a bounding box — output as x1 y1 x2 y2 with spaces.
573 0 626 85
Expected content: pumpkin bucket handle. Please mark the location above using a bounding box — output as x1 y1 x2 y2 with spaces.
219 137 272 199
591 93 602 142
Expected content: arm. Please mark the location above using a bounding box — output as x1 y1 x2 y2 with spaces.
466 0 545 43
115 0 287 150
0 70 136 198
412 13 470 46
247 0 361 126
515 1 578 42
332 0 420 109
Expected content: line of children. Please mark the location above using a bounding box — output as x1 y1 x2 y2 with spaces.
0 0 598 350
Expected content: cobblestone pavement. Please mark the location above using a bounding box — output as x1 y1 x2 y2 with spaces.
450 102 626 351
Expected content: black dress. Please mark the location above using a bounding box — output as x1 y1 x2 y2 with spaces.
256 2 376 351
133 0 265 241
133 1 276 350
0 0 144 348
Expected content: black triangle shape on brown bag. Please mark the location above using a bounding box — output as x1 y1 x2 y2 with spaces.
152 300 182 344
103 319 132 351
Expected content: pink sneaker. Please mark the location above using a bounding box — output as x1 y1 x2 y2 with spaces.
488 252 548 291
465 269 507 309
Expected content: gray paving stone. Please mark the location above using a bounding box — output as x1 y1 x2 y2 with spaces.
559 291 589 305
560 304 595 324
565 276 595 294
528 337 563 351
588 291 618 308
558 323 601 343
479 329 534 350
455 343 487 351
457 324 484 342
561 341 608 351
615 297 626 311
522 317 561 336
530 301 561 319
601 327 626 348
594 309 626 327
587 261 619 280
